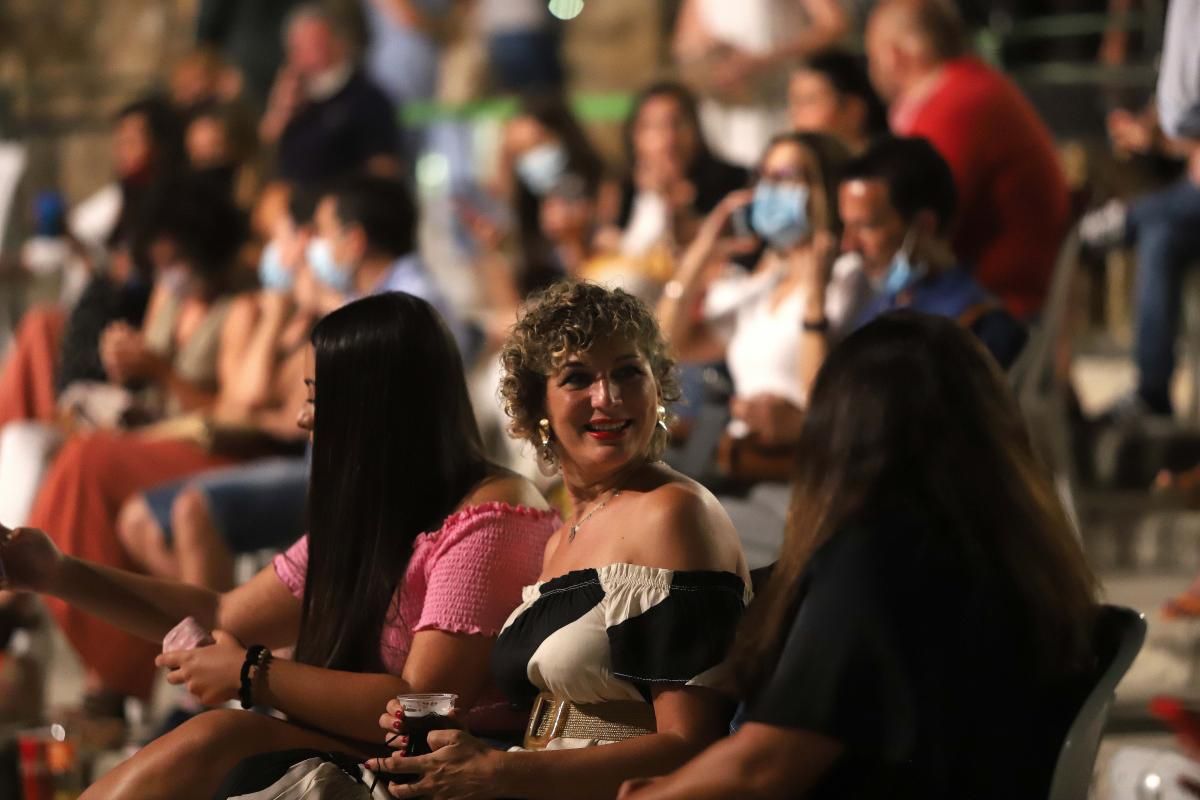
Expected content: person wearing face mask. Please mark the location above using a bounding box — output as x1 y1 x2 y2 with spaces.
658 132 872 568
115 184 326 594
485 95 612 297
838 136 1027 370
259 5 402 184
306 174 470 356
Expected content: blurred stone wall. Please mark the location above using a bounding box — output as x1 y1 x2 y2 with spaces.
0 0 196 222
0 0 666 216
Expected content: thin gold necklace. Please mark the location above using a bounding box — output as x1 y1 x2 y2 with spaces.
569 488 621 543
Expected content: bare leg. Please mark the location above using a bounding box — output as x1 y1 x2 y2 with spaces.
115 497 180 581
172 487 236 592
80 708 370 800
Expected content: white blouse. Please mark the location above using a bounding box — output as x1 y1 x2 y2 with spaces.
702 253 872 408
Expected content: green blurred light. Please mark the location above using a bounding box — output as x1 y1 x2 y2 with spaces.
549 0 585 20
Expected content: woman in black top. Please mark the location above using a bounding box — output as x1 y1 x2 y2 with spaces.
619 311 1099 800
615 82 748 243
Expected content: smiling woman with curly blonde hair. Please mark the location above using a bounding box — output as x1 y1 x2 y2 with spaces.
368 280 751 800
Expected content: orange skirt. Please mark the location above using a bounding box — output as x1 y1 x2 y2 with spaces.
0 306 66 429
27 431 236 698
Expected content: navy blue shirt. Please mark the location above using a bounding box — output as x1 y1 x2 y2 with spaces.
277 70 400 184
857 266 1027 369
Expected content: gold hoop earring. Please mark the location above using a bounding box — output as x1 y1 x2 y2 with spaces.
537 418 558 476
656 405 669 433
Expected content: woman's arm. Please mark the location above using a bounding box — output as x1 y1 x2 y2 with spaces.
794 233 839 403
140 294 259 414
381 684 731 800
1 525 300 648
778 0 850 60
673 0 718 61
617 722 843 800
656 190 753 360
217 293 293 415
261 629 495 743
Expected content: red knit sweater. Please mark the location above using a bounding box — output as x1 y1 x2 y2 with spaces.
894 57 1070 319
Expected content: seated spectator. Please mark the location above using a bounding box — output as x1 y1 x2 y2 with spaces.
673 0 851 167
615 82 749 271
485 93 611 297
865 0 1070 318
116 175 458 594
788 48 889 155
0 97 184 430
0 293 558 799
184 102 261 208
657 132 871 566
1079 0 1200 419
259 4 401 183
470 171 607 348
362 282 751 798
617 312 1098 800
115 186 321 591
3 182 255 703
309 174 467 349
839 136 1027 368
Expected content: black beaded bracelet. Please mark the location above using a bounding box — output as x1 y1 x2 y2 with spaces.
239 645 268 710
802 317 831 333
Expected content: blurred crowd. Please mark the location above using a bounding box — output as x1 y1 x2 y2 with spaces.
0 0 1195 797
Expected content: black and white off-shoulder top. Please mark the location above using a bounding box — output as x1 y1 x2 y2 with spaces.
491 562 751 745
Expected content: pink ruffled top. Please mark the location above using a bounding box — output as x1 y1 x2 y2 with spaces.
273 501 560 732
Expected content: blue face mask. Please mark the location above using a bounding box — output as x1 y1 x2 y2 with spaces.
516 143 568 196
306 237 353 293
751 183 811 250
258 242 294 292
880 230 924 295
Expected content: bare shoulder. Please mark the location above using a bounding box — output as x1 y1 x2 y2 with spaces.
626 472 747 578
462 469 551 513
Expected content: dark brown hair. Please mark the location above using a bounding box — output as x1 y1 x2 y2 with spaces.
733 312 1097 690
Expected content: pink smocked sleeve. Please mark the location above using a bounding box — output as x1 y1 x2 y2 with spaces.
272 535 310 599
415 505 557 637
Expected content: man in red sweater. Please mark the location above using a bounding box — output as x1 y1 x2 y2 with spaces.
865 0 1070 319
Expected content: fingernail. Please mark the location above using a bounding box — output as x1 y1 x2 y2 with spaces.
394 710 403 719
393 720 402 730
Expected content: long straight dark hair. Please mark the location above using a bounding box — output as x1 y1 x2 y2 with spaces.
294 292 492 672
733 312 1098 690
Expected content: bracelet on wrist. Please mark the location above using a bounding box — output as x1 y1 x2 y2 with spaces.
802 317 830 333
239 645 269 710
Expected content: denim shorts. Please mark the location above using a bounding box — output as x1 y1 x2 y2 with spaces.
142 457 308 552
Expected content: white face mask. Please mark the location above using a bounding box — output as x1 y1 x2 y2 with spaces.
872 228 924 294
305 63 353 102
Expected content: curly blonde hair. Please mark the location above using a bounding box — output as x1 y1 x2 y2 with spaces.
499 281 681 459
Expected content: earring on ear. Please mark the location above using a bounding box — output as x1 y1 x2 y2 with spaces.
656 405 669 433
537 418 558 476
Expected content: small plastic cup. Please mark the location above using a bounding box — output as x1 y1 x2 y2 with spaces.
395 693 458 756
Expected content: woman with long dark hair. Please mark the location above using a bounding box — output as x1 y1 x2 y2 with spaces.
618 312 1099 800
615 82 748 260
0 292 558 800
